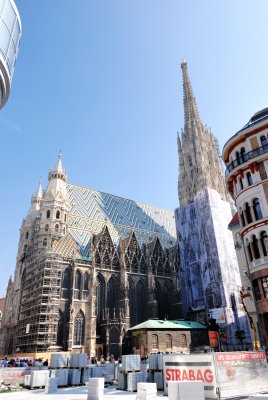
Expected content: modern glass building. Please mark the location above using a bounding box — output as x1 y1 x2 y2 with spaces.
0 0 21 108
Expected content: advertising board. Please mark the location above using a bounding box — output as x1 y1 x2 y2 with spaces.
214 351 268 399
163 354 218 399
0 367 31 384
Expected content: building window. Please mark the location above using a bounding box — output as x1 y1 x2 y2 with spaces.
152 334 158 350
56 210 60 219
61 268 71 299
166 334 172 350
261 276 268 299
252 280 261 300
240 212 246 227
260 231 268 256
45 224 49 231
55 224 59 232
46 210 50 218
25 231 29 239
245 203 252 224
260 135 268 149
253 199 263 220
247 243 253 262
74 270 81 300
74 310 85 345
252 235 260 259
240 147 247 162
246 172 253 186
83 272 89 300
236 151 241 165
239 177 244 190
180 334 187 347
43 238 47 246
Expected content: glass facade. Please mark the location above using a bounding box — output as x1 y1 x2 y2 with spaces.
0 0 21 107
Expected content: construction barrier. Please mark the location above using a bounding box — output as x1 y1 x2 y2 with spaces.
163 352 268 399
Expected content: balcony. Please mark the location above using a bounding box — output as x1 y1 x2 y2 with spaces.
225 144 268 176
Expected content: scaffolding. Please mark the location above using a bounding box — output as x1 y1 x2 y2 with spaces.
16 250 62 353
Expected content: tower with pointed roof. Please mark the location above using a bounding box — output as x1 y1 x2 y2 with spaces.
176 61 250 347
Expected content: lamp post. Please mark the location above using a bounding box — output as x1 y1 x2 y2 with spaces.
234 231 264 349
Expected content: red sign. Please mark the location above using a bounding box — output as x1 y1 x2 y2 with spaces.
215 352 266 362
166 368 214 383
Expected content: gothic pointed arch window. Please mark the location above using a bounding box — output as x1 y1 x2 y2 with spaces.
103 251 110 269
140 256 146 274
61 268 71 299
73 310 85 346
253 198 263 220
83 272 89 301
164 261 171 277
95 274 105 335
74 270 82 300
156 281 172 320
136 280 146 324
56 210 60 219
46 210 50 219
131 255 139 273
107 276 117 319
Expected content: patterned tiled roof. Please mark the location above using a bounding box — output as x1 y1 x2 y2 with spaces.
67 184 176 257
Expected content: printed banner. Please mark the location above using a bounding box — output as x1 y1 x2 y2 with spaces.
214 351 268 398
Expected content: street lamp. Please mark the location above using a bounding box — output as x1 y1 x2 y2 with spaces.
234 231 264 349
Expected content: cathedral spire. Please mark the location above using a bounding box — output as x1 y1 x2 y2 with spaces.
178 62 227 206
181 60 201 130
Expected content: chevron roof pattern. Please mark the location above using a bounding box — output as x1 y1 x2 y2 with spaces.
67 184 176 257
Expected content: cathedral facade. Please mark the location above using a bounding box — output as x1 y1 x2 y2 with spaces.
0 156 180 358
175 62 251 347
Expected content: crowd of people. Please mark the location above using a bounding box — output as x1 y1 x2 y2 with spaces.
0 357 48 367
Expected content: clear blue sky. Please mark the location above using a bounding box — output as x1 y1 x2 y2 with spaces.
1 0 268 296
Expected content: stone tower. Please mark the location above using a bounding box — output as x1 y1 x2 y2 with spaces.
175 61 251 348
178 61 227 206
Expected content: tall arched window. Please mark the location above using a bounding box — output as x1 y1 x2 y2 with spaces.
261 135 268 148
74 270 81 300
245 203 252 224
180 334 187 347
45 224 49 231
73 310 85 345
95 275 105 335
61 268 71 299
240 147 247 162
253 198 263 220
43 238 47 246
247 243 253 262
83 272 89 300
246 172 253 186
152 334 158 350
136 280 146 324
239 212 246 227
46 210 50 218
252 235 260 259
235 151 240 165
239 177 244 190
107 276 117 319
166 334 172 350
260 231 268 256
56 211 60 219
